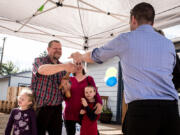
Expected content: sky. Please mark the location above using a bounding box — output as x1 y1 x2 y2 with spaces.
0 25 180 72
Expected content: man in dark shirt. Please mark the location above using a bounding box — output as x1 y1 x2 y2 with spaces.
173 54 180 90
31 40 76 135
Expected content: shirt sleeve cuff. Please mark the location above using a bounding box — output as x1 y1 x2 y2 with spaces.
91 48 103 64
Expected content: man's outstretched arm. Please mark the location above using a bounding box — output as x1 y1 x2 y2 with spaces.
38 63 76 75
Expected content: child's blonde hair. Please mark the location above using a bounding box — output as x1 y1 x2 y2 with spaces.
18 88 36 110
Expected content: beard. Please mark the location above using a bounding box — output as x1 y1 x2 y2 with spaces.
54 52 61 59
51 53 61 63
53 56 59 61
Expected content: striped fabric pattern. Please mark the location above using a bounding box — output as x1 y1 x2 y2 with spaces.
92 24 179 103
31 56 66 107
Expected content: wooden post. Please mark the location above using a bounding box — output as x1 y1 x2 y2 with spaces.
4 101 9 113
122 93 128 124
2 100 6 113
11 101 17 110
6 87 19 102
0 100 3 112
18 87 26 96
101 96 109 110
7 101 12 113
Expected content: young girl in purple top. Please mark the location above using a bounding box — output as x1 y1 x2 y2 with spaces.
5 88 37 135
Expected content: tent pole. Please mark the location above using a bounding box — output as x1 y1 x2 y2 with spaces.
16 16 34 32
78 0 128 18
0 26 14 32
48 0 128 18
17 23 83 47
78 0 126 22
16 0 50 31
19 0 49 22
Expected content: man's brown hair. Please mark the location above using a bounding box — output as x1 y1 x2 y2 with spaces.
130 2 155 25
48 40 60 48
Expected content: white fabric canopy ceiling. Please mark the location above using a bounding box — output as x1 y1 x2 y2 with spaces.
0 0 180 50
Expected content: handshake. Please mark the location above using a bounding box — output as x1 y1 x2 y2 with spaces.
64 51 92 73
69 52 84 63
63 52 84 73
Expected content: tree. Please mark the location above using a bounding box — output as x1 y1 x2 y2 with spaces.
39 50 47 57
0 61 19 75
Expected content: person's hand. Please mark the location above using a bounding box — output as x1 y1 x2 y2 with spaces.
94 103 102 114
81 98 88 107
69 52 83 62
60 79 71 94
63 80 71 91
64 63 77 73
80 109 86 115
60 79 69 86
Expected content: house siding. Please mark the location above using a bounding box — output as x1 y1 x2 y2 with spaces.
87 57 119 121
0 71 32 100
10 72 32 86
0 78 9 100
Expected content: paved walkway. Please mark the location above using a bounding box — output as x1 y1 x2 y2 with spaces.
0 113 9 135
98 122 122 135
0 113 122 135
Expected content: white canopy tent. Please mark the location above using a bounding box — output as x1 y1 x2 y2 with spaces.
0 0 180 50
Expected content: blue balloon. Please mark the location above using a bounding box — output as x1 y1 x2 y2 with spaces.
106 77 117 87
69 73 73 77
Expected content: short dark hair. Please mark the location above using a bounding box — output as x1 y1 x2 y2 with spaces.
85 85 96 92
130 2 155 25
48 40 60 48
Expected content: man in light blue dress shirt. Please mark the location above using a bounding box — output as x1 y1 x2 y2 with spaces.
70 2 180 135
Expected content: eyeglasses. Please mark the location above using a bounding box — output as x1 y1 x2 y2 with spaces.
51 47 61 51
76 62 82 66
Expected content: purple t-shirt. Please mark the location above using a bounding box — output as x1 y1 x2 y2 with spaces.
5 108 37 135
